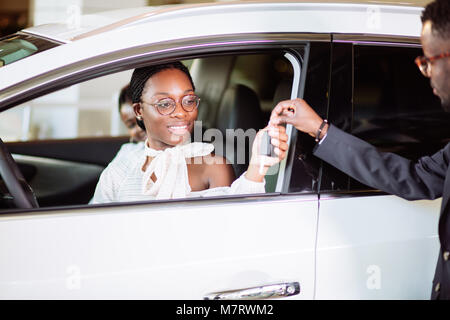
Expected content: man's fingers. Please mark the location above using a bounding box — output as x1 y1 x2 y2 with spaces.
273 99 298 112
271 100 295 116
271 115 294 126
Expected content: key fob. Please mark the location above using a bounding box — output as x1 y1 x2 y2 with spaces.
260 131 276 157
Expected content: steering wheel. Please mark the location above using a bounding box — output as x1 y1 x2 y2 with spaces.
0 138 38 209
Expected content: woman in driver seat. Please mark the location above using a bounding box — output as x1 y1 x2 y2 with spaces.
91 61 288 203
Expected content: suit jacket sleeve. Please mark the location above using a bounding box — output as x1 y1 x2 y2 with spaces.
313 124 449 200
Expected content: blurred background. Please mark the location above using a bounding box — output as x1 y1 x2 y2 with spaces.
0 0 433 37
0 0 230 37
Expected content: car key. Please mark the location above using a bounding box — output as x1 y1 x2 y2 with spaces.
258 130 277 175
260 130 276 157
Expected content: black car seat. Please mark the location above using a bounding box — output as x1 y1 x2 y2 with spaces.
214 84 266 178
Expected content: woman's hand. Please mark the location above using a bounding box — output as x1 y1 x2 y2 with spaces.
245 124 289 182
269 98 327 139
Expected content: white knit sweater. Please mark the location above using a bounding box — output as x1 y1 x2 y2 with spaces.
91 142 265 203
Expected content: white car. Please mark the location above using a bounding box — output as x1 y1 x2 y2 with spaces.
0 0 444 299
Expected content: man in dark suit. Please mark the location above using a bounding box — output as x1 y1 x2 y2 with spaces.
270 0 450 300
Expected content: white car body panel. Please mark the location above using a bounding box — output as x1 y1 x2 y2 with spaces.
0 196 318 299
316 195 440 299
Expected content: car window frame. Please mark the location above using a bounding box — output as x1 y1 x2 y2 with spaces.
0 33 330 215
318 34 425 199
0 33 329 111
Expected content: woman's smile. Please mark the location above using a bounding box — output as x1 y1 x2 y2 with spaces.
167 122 191 135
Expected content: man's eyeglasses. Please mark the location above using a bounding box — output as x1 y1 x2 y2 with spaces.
142 94 200 115
415 52 450 77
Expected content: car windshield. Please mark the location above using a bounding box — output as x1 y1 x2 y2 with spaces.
0 33 60 67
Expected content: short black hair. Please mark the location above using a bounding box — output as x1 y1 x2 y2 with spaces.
118 84 132 113
421 0 450 39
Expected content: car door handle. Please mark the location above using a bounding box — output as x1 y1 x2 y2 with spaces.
203 281 300 300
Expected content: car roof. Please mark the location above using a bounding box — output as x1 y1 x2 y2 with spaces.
22 0 427 43
22 6 167 43
1 0 425 94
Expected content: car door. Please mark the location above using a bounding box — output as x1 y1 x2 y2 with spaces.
0 195 319 299
0 35 325 299
314 38 445 299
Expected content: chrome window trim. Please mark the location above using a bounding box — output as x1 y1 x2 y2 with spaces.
276 46 309 193
275 51 302 193
0 191 319 217
0 32 330 111
333 33 421 46
17 31 66 45
319 190 388 200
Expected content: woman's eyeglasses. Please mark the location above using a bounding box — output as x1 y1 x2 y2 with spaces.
415 52 450 77
142 94 200 115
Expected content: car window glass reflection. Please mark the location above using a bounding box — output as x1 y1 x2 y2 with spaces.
350 45 450 191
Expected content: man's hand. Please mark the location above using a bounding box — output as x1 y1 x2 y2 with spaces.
269 98 327 139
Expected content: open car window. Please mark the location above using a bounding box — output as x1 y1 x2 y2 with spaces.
0 48 320 212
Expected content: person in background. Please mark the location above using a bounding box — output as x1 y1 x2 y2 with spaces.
88 85 148 204
118 84 146 143
270 0 450 300
110 84 147 161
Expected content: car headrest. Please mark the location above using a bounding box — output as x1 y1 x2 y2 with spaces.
273 79 293 105
216 84 265 134
190 56 235 129
214 84 265 178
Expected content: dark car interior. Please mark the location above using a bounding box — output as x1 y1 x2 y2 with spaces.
5 137 127 207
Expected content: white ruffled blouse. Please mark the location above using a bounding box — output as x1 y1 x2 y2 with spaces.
91 141 265 203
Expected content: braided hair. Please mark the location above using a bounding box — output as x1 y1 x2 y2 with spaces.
421 0 450 39
130 62 195 130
